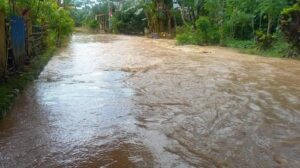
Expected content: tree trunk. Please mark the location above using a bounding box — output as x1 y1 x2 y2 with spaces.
179 6 187 25
252 16 255 39
168 13 172 35
259 13 262 30
220 0 226 45
267 15 272 36
191 8 196 24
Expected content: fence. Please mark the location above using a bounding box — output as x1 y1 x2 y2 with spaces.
0 10 6 79
0 13 47 80
31 25 46 56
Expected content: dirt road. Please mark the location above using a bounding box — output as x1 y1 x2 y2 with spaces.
0 34 299 168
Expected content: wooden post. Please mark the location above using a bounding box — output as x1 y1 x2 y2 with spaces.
0 10 7 78
25 12 33 58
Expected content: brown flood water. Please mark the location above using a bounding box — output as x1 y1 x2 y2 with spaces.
0 34 300 168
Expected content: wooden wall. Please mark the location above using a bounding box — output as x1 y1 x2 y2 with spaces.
0 10 7 78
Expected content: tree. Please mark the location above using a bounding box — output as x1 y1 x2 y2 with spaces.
280 0 300 52
143 0 175 35
258 0 288 35
176 0 205 25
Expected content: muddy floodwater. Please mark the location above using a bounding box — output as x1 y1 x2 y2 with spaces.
1 34 300 168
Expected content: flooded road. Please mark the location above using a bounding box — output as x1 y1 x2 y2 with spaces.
0 34 300 168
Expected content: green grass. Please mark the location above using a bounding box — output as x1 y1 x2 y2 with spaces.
176 32 201 45
0 47 56 119
224 39 291 58
175 29 295 58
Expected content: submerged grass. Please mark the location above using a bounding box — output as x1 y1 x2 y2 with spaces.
0 47 56 119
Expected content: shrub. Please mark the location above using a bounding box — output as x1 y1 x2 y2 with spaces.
176 17 220 45
195 17 220 44
0 0 8 13
111 7 146 35
196 17 210 43
46 31 57 47
111 15 124 34
280 1 300 52
176 32 200 45
88 20 99 30
176 26 200 45
255 30 276 50
37 1 74 45
224 39 256 49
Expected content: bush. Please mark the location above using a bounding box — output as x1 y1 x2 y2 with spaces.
176 17 220 45
112 15 124 34
0 0 8 13
195 17 220 44
224 39 256 49
111 7 146 34
37 1 74 45
255 31 276 50
196 17 210 43
46 31 58 47
280 1 300 52
176 26 201 45
88 20 99 30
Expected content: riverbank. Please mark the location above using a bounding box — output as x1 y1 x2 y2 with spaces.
176 36 298 59
180 41 300 59
77 30 298 60
223 39 298 58
0 47 56 119
74 27 102 34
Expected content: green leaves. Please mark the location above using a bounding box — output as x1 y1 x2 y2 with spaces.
111 1 146 34
280 1 300 51
258 0 288 17
0 0 8 13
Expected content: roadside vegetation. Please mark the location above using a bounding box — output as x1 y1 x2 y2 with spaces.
71 0 300 58
174 0 300 58
70 0 177 35
0 48 56 118
0 0 74 118
1 0 74 45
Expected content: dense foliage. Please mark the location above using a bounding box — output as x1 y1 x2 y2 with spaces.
1 0 74 46
176 16 219 45
112 2 146 34
38 1 74 45
70 0 176 35
173 0 299 56
143 0 176 36
69 0 299 57
70 0 109 29
280 1 300 52
0 0 8 12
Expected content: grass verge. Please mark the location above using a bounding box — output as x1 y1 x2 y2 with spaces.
74 27 97 34
0 47 56 119
175 29 298 58
224 39 292 58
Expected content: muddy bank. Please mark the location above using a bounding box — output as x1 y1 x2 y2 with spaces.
0 48 56 119
0 34 299 168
